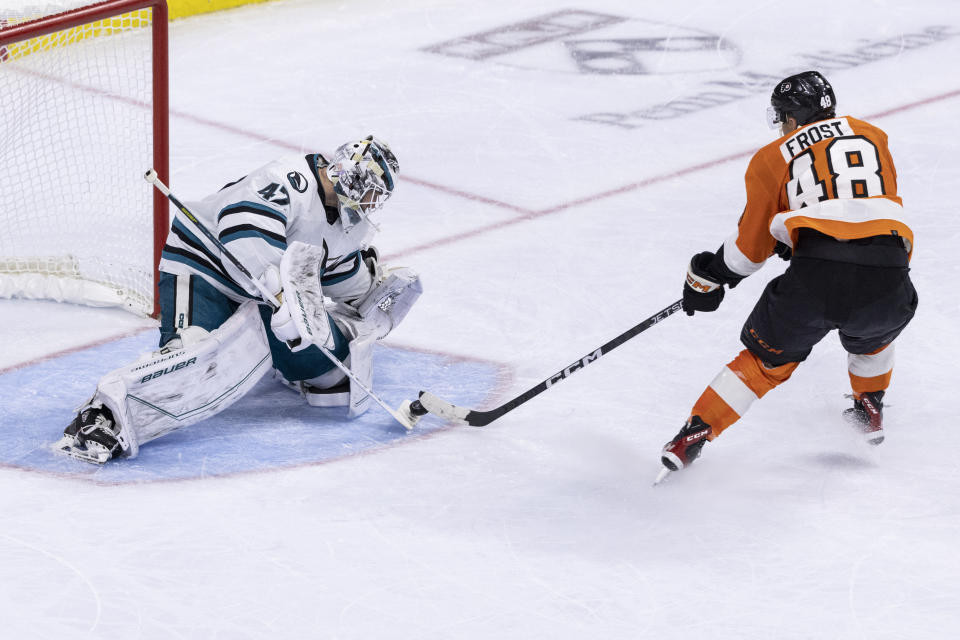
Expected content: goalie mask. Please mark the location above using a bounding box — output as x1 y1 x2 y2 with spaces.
326 136 399 232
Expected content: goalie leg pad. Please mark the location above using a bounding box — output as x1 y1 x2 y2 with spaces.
286 317 374 417
77 301 272 458
293 339 372 416
297 362 350 408
302 380 351 408
323 309 377 418
345 337 375 418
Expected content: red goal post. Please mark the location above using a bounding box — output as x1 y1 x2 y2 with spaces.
0 0 169 317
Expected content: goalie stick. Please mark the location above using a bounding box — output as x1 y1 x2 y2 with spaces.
144 169 417 430
413 299 684 426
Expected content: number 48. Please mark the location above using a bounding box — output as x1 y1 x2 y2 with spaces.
786 135 886 209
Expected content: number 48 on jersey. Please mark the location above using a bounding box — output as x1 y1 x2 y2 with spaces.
781 117 892 210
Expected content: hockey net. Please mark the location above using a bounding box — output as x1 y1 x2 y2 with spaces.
0 0 168 316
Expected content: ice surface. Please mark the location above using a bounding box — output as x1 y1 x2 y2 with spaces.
1 0 959 638
1 331 503 482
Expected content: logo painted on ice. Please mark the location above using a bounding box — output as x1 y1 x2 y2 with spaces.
545 348 603 387
575 25 956 129
422 10 739 76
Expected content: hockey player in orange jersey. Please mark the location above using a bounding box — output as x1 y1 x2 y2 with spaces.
659 71 918 478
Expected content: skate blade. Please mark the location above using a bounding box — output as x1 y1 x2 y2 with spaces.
843 413 885 446
652 466 673 487
51 436 111 465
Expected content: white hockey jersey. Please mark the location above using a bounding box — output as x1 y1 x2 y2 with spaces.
159 153 377 304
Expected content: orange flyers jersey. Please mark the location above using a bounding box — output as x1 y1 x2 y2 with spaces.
721 116 912 278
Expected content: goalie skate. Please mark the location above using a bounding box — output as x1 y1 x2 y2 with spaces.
53 434 114 465
52 407 121 465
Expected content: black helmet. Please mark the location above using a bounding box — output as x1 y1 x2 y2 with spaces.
768 71 836 128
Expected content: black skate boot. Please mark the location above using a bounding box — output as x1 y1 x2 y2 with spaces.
843 390 884 445
660 415 714 472
55 406 122 464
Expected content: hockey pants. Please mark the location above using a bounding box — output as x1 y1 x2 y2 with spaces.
689 253 917 438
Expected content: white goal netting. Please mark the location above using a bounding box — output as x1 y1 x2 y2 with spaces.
0 1 163 315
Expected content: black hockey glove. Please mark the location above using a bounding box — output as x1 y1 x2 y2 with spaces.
683 251 725 316
773 240 792 261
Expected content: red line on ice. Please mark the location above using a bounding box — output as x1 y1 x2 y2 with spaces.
166 88 960 260
4 87 956 371
0 327 155 375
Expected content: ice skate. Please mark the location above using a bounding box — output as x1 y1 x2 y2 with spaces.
843 391 884 445
52 406 122 464
655 416 714 484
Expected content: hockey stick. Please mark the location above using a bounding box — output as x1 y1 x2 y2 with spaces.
144 169 416 430
414 299 684 427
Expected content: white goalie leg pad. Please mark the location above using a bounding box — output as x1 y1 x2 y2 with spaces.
302 384 351 408
335 267 421 418
298 343 372 417
299 364 350 408
346 336 375 418
320 308 377 418
299 334 374 418
88 301 272 458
